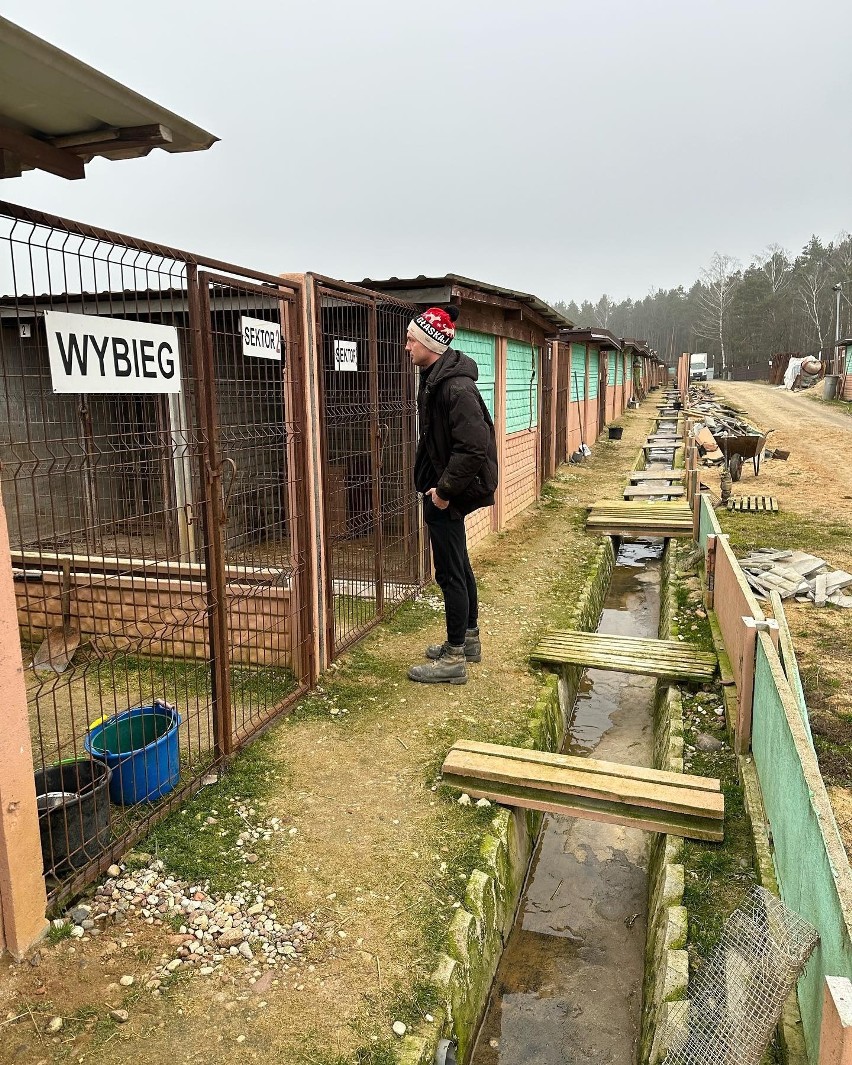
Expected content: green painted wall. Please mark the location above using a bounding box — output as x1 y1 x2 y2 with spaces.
846 344 852 374
570 343 586 401
588 349 599 400
607 352 617 387
752 638 852 1063
454 328 495 417
505 339 537 433
616 352 624 385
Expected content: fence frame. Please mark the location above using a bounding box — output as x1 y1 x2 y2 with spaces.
0 200 316 918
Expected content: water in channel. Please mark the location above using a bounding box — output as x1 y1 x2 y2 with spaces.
469 539 664 1065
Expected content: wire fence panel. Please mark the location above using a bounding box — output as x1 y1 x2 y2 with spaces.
314 281 424 658
0 203 312 904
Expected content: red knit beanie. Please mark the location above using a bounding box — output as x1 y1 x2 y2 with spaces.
407 305 459 355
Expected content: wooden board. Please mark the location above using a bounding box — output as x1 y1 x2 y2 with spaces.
531 629 717 680
441 741 724 842
726 496 779 513
628 471 685 483
587 499 694 538
623 486 686 498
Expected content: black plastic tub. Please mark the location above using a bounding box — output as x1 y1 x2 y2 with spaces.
34 759 112 874
608 426 624 440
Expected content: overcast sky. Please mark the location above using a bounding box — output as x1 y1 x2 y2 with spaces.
4 0 851 304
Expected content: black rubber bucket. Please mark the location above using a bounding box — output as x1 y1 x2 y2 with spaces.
34 759 112 874
608 426 624 440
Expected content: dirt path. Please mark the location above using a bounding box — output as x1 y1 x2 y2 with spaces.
0 405 659 1065
708 381 852 859
711 381 852 523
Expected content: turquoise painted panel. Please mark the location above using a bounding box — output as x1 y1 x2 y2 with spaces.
697 493 722 553
454 328 495 417
607 352 617 387
506 339 537 433
588 350 599 400
752 638 852 1063
846 344 852 374
616 353 624 385
570 343 586 401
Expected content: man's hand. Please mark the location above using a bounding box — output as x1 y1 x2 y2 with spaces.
426 488 450 510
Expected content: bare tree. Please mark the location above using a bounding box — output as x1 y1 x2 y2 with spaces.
756 244 791 295
593 293 615 328
695 253 741 374
796 249 831 351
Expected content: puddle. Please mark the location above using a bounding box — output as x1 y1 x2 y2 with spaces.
470 539 663 1064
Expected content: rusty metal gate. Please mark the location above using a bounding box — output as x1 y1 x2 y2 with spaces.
554 342 571 465
0 202 313 904
313 277 424 658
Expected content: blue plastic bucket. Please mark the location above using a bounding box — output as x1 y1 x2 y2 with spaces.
85 702 181 805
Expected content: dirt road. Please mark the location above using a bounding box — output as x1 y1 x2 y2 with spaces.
711 381 852 524
710 380 852 859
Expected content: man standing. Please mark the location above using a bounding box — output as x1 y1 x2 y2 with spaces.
405 306 498 686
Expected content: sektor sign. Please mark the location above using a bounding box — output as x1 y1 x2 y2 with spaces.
334 339 357 372
241 315 281 360
44 310 182 394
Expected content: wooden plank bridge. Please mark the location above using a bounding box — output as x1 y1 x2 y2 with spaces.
531 629 717 681
441 740 724 841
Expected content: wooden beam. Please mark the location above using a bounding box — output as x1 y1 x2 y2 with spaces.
0 149 23 179
441 741 724 842
50 123 174 151
0 126 85 180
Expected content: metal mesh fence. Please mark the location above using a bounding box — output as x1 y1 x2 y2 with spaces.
0 202 313 904
663 886 819 1065
314 279 424 658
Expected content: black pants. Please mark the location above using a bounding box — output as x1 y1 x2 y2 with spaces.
425 498 478 646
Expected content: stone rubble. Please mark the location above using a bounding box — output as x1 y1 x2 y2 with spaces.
738 548 852 606
66 817 322 988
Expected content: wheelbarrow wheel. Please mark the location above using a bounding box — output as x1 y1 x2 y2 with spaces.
729 454 743 482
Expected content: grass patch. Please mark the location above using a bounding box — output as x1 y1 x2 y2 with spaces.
46 920 73 943
147 729 288 892
719 509 849 560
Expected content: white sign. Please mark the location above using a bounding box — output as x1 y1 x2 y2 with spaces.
334 339 358 372
241 315 281 360
44 310 181 394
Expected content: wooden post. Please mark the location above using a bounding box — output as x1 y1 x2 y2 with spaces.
737 617 780 754
820 977 852 1064
494 336 507 531
0 483 48 958
549 340 558 477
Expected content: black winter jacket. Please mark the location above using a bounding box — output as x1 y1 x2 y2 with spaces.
415 347 499 516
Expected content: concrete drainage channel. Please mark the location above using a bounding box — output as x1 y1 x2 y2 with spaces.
468 537 664 1064
401 411 691 1065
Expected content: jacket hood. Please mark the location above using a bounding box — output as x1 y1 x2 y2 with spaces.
426 347 479 389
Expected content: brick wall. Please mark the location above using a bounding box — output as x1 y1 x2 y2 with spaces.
465 507 494 550
503 430 538 523
16 569 291 667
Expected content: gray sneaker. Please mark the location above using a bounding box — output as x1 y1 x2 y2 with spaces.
408 645 468 685
426 628 481 663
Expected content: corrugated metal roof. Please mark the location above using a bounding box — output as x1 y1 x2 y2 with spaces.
358 273 573 332
0 16 217 178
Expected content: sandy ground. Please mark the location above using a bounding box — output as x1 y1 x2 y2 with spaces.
707 382 852 856
0 403 659 1064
